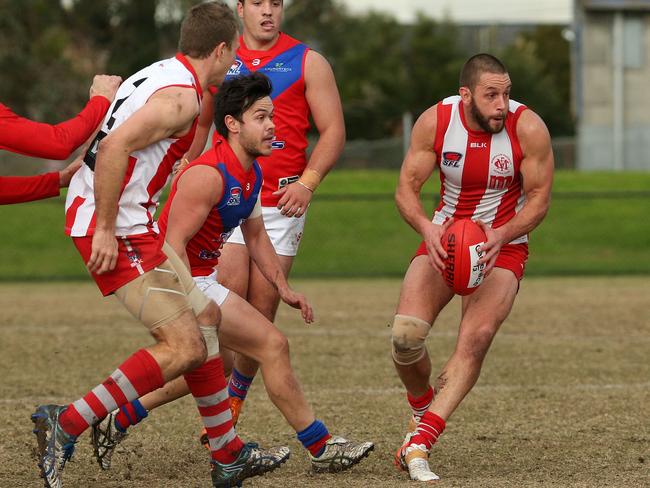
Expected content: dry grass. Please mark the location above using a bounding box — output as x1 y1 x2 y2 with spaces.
0 277 649 487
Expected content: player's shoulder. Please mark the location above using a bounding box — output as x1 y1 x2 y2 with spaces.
515 107 550 144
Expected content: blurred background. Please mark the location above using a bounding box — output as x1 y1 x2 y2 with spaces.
1 0 649 280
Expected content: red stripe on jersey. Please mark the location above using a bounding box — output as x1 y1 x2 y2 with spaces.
434 101 453 217
492 106 527 228
455 134 491 220
65 196 86 234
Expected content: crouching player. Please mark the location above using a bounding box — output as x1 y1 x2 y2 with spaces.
91 72 374 479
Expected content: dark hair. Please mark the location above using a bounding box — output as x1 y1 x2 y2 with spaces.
178 1 238 58
459 53 508 90
214 72 273 137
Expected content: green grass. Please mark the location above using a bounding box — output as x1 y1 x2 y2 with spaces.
0 170 648 280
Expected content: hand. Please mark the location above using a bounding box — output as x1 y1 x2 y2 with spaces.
278 285 314 324
475 220 505 276
171 157 190 186
59 157 83 187
89 75 122 102
421 218 454 274
273 182 313 218
87 228 119 275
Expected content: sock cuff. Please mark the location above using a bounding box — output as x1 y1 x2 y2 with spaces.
231 368 254 385
421 410 446 434
133 348 165 393
407 385 434 409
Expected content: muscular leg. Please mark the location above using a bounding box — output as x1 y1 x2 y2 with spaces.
428 267 519 421
393 256 454 397
218 291 314 432
232 255 294 379
138 301 220 410
216 242 251 375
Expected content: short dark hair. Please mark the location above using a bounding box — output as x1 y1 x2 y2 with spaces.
459 53 508 90
178 2 238 58
214 72 273 137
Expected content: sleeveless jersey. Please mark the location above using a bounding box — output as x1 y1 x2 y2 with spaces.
433 96 528 244
157 138 263 277
65 53 202 237
220 33 310 207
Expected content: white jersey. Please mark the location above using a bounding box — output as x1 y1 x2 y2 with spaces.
432 95 529 244
65 54 202 237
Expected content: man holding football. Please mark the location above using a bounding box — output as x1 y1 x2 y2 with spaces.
391 53 554 482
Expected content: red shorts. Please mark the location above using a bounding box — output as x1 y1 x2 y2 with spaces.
73 232 167 296
414 241 529 280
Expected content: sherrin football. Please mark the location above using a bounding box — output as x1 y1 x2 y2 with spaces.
441 219 487 295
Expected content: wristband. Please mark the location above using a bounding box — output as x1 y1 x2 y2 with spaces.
298 168 322 192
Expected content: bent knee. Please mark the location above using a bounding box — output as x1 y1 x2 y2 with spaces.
391 314 431 365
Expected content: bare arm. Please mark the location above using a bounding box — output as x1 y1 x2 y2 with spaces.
396 105 453 273
185 90 215 162
88 87 200 274
478 109 554 270
241 215 314 323
164 166 222 270
274 50 345 218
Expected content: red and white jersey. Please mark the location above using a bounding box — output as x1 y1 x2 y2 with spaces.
433 95 528 244
65 53 202 237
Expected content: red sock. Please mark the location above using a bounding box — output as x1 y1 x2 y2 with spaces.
184 357 244 464
59 349 164 437
409 411 446 450
407 386 434 419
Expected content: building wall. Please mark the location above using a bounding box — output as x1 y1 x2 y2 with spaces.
577 10 650 170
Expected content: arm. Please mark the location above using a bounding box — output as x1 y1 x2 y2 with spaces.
0 75 121 159
184 89 215 162
0 154 84 205
164 166 222 270
477 109 554 272
88 87 200 274
240 214 314 323
0 173 59 205
274 50 345 218
395 105 453 273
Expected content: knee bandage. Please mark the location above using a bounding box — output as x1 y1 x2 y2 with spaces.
391 314 432 365
199 326 220 358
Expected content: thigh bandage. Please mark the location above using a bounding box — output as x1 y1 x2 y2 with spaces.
391 314 432 365
162 241 211 316
114 260 191 331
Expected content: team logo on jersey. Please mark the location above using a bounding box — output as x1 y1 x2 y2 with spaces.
271 140 286 150
442 151 463 168
491 154 512 173
266 62 292 73
198 249 221 260
227 187 242 206
227 60 243 76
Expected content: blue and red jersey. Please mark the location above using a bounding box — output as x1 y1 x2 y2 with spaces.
212 33 310 207
158 138 262 276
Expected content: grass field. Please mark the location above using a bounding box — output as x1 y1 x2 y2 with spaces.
1 278 648 487
0 170 649 280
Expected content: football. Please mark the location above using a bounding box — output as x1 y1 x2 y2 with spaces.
441 219 488 295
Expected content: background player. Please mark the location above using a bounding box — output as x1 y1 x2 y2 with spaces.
185 0 345 425
391 53 554 481
92 72 374 477
31 4 288 488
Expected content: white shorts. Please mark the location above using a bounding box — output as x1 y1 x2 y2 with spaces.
226 206 307 257
194 272 230 306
